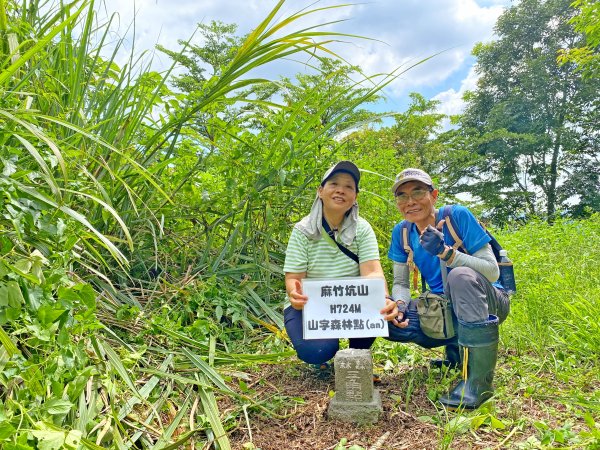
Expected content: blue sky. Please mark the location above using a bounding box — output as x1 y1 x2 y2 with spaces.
100 0 513 117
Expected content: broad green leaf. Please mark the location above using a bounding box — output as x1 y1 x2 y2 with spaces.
30 263 45 286
43 398 73 416
76 284 96 309
13 259 32 275
65 429 81 449
470 415 487 430
490 416 506 430
57 284 96 310
37 305 67 325
5 282 25 308
5 262 41 283
0 421 16 440
31 428 82 450
27 286 44 310
446 415 471 434
30 429 67 450
57 286 80 304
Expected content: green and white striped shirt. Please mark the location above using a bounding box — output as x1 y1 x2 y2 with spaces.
284 217 380 279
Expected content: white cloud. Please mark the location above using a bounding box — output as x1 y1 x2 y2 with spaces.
322 0 506 97
96 0 511 112
432 65 480 116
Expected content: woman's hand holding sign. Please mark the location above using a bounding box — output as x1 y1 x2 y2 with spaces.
286 275 309 310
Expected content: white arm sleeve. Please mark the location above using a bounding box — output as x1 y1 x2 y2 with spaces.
392 262 412 302
446 243 499 282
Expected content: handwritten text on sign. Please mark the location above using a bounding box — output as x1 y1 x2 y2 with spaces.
302 277 388 339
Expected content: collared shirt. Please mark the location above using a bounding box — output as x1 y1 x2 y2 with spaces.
388 205 499 294
284 217 380 308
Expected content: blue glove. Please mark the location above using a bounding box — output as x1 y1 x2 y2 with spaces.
420 225 446 256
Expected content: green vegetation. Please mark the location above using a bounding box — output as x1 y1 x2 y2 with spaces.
372 216 600 449
0 0 598 448
459 0 600 223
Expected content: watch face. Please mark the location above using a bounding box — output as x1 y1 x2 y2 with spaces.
443 249 453 261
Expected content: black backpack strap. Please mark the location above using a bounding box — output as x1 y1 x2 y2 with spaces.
322 217 359 264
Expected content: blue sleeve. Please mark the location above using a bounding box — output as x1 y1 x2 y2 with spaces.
388 222 408 263
450 205 491 254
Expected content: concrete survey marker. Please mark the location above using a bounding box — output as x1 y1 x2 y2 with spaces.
327 348 382 424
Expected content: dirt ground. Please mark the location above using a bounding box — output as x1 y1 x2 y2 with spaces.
223 363 503 450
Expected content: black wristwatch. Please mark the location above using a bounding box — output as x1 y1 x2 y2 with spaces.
395 299 407 313
441 248 454 262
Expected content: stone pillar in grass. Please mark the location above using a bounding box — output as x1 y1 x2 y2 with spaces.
327 348 382 424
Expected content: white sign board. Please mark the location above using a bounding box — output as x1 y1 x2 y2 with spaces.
302 277 389 340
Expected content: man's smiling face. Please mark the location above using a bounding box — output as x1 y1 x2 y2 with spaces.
394 180 438 224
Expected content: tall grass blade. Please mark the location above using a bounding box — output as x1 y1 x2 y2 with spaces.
0 1 86 86
0 327 20 357
117 355 173 421
0 109 68 183
150 392 191 450
96 338 141 397
182 348 234 395
198 374 232 450
244 285 284 329
12 133 61 198
8 178 128 266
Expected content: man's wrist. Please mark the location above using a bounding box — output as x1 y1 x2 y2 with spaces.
395 299 407 312
440 247 454 262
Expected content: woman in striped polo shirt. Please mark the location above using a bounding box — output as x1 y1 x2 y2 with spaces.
283 161 402 368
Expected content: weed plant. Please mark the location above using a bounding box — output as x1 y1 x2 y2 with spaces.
500 214 600 360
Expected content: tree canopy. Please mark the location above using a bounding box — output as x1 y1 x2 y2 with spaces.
457 0 600 223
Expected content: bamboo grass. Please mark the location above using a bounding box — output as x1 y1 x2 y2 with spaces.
0 1 427 447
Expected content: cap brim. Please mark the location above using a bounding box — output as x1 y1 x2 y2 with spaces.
391 177 431 194
322 161 360 186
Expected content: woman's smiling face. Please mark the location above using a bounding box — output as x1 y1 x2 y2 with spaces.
318 172 357 215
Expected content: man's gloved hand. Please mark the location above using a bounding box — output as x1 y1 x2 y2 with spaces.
420 224 446 256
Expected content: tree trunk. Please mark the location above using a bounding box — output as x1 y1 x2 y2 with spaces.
547 131 561 224
548 79 570 224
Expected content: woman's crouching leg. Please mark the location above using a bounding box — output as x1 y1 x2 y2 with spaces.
284 306 339 364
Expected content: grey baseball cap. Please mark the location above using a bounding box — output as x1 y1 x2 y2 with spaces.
321 161 360 191
391 168 434 194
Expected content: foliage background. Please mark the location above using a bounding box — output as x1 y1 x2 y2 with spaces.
0 0 598 448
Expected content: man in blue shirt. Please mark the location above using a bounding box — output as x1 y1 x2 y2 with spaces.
387 168 510 409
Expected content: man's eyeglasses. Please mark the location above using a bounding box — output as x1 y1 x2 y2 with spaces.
395 188 432 205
